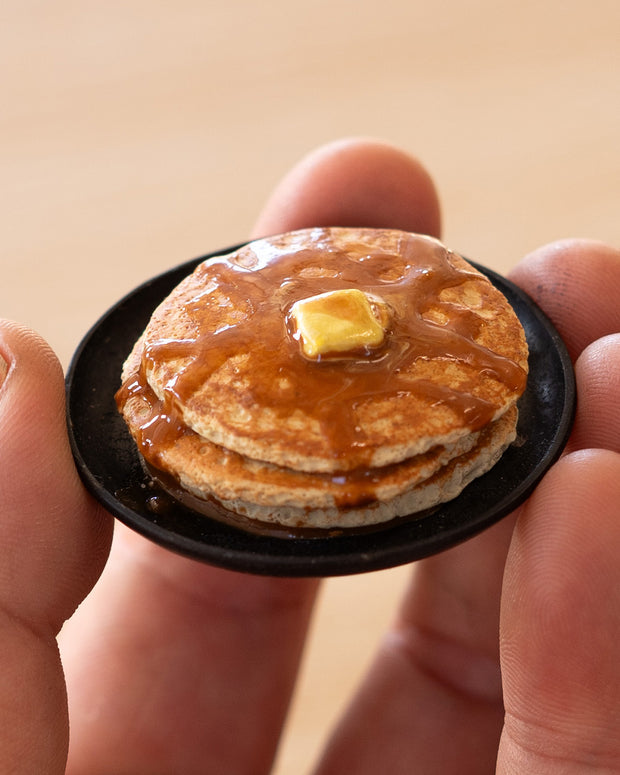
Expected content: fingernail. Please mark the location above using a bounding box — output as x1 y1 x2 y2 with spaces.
0 351 9 390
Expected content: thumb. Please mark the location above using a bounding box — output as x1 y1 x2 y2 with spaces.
0 320 112 627
498 450 620 773
0 320 112 772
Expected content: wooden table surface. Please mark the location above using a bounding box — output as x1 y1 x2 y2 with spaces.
2 1 619 771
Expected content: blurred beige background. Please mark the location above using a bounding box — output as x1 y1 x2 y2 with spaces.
2 1 619 772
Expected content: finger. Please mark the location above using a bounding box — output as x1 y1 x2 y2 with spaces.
315 241 620 773
567 333 620 454
498 449 620 773
252 136 442 239
0 320 112 773
0 321 111 625
63 536 319 774
314 520 512 775
509 239 620 361
62 137 443 774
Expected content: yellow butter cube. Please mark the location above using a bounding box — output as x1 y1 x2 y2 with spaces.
290 288 387 359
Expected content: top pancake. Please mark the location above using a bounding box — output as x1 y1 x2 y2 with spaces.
123 228 528 473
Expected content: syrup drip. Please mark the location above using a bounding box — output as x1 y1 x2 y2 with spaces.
116 230 527 469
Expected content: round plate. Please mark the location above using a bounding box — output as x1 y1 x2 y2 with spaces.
66 244 575 577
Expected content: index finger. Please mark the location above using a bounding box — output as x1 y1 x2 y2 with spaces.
509 238 620 361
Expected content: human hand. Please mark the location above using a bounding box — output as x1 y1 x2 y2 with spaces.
0 323 112 771
1 138 618 774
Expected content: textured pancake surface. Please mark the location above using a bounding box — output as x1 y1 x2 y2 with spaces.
117 227 528 529
122 228 528 470
122 396 518 529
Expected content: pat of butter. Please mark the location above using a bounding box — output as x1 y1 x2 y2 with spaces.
291 288 387 358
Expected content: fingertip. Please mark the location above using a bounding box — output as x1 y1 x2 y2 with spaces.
509 239 620 360
500 449 620 767
0 319 112 632
0 322 69 484
0 320 69 495
0 317 61 383
568 333 620 454
506 448 620 581
251 136 441 239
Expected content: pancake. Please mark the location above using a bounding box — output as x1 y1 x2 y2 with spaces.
123 398 518 530
116 228 528 531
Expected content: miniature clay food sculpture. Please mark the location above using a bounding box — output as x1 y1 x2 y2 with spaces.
116 228 529 533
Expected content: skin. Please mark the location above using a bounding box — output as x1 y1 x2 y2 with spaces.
0 137 618 774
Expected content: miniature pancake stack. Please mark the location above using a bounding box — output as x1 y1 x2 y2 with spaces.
116 227 529 533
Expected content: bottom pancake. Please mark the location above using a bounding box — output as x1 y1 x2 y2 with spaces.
120 391 518 530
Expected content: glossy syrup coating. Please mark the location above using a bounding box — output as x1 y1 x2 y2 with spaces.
115 228 528 530
118 229 527 471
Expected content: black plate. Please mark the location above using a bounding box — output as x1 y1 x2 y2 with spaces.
66 245 575 577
